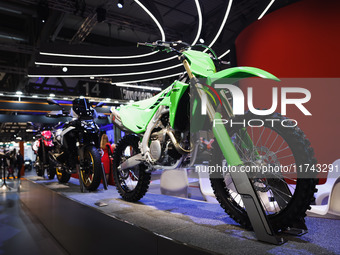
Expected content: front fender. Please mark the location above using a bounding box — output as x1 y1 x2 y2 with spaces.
206 66 280 85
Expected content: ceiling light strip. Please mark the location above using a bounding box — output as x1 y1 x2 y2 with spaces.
113 72 184 85
35 55 177 67
39 51 157 59
204 0 233 52
115 84 162 91
32 1 203 80
28 63 183 78
258 0 275 20
35 0 202 71
191 0 203 45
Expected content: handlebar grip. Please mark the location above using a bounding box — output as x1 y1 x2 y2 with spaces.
137 42 154 47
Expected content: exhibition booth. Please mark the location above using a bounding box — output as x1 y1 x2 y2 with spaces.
1 0 340 254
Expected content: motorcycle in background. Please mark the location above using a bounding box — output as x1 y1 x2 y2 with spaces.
47 98 106 191
31 126 56 179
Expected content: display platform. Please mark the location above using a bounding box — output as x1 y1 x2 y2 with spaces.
19 176 340 255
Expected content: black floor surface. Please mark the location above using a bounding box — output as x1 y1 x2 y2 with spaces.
0 179 68 255
2 171 340 255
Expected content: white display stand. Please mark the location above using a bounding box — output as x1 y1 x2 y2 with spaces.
196 165 218 203
309 159 340 217
160 168 189 198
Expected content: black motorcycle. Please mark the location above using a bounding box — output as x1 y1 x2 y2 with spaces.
47 98 106 191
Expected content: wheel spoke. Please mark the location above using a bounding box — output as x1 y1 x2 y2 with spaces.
268 134 279 151
263 129 273 147
277 154 294 160
255 127 266 147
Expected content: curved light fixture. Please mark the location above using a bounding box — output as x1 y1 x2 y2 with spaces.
28 63 182 78
134 0 165 41
116 83 162 91
36 0 202 68
258 0 275 20
39 51 157 59
31 1 204 80
112 72 184 85
191 0 203 45
204 0 233 52
35 55 178 67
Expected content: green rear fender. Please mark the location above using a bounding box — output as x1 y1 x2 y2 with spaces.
207 66 280 85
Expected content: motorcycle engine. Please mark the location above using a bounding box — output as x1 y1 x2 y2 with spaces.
149 117 182 165
150 140 162 161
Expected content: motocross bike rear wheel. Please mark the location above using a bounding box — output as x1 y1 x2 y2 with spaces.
56 167 71 183
80 145 101 191
210 112 318 231
113 135 151 202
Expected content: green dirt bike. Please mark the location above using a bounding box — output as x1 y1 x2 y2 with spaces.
110 41 317 232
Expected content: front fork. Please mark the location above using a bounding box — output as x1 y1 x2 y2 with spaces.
180 56 244 166
186 62 287 244
190 77 245 166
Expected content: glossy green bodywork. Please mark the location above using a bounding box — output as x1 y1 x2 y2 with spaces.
117 90 167 133
183 50 216 77
207 66 280 85
117 80 188 133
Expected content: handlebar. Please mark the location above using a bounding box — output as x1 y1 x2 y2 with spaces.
137 40 218 60
137 40 190 55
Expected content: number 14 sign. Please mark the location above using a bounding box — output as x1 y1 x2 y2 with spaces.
77 81 115 98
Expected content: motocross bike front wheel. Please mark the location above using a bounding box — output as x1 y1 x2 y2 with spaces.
210 112 318 232
35 157 43 177
79 145 101 191
56 167 71 183
47 164 56 179
113 135 151 202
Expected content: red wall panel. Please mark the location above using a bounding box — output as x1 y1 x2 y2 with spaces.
235 0 340 176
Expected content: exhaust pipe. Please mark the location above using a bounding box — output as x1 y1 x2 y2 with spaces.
118 153 143 171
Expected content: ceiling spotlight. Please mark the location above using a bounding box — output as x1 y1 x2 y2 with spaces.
16 91 23 95
79 96 84 99
105 98 111 101
49 93 55 97
62 67 68 72
90 76 94 80
199 38 204 43
0 93 3 96
63 97 69 100
32 95 38 98
117 0 124 9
